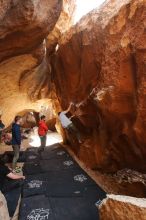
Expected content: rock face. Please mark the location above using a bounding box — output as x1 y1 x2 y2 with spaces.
52 0 146 173
99 194 146 220
0 0 146 179
0 0 62 62
0 0 75 126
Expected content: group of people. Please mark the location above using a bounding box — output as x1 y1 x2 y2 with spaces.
38 103 82 152
0 103 82 194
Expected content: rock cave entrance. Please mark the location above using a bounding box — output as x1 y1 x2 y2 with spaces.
0 0 146 219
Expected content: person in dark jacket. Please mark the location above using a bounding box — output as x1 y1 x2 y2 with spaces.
38 115 48 152
0 119 5 143
12 116 22 172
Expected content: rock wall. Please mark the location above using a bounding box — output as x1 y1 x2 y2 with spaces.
0 0 75 126
0 0 62 62
52 0 146 173
0 0 146 177
99 194 146 220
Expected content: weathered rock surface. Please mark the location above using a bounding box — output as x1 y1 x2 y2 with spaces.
0 191 10 220
0 0 75 126
52 0 146 173
99 194 146 220
0 0 146 201
0 0 62 62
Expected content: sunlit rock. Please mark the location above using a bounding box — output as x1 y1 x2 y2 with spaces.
99 194 146 220
52 0 146 172
0 0 75 126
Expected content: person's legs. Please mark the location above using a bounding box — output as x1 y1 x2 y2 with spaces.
39 136 46 152
40 136 43 148
67 123 82 143
42 135 46 148
12 145 20 170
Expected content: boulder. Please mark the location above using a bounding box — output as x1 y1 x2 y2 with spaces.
0 0 75 126
52 0 146 172
99 194 146 220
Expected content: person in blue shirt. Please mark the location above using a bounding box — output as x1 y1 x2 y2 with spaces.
12 116 22 172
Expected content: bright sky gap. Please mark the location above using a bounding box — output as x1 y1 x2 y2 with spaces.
74 0 105 24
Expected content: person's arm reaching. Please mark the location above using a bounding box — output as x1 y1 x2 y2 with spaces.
69 115 75 120
63 103 74 114
69 113 83 120
7 172 25 180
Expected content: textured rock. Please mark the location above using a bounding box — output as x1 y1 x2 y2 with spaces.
0 0 75 126
99 194 146 220
46 0 75 53
0 0 62 62
52 0 146 172
0 54 50 126
0 191 10 220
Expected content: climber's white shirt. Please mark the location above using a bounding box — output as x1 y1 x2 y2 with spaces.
59 112 72 128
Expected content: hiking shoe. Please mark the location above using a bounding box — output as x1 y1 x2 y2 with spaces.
38 147 44 153
13 166 22 173
13 169 21 174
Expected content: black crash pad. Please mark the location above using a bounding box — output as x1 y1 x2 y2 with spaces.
83 185 106 202
40 149 71 160
26 144 62 155
26 147 38 153
40 158 78 172
4 187 21 217
46 169 96 186
46 182 83 197
23 174 48 198
45 170 98 198
25 151 40 163
19 195 54 220
2 151 26 163
23 162 42 175
20 143 106 220
44 143 63 152
49 197 99 220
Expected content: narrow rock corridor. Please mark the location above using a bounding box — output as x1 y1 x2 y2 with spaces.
1 0 146 219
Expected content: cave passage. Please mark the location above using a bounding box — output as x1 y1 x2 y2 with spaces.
1 0 146 218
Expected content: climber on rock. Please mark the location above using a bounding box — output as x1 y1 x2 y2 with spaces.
58 103 82 144
38 115 48 153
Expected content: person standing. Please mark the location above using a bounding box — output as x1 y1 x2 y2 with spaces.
12 116 22 173
38 115 48 152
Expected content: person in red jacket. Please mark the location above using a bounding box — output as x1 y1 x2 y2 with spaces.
38 115 48 152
